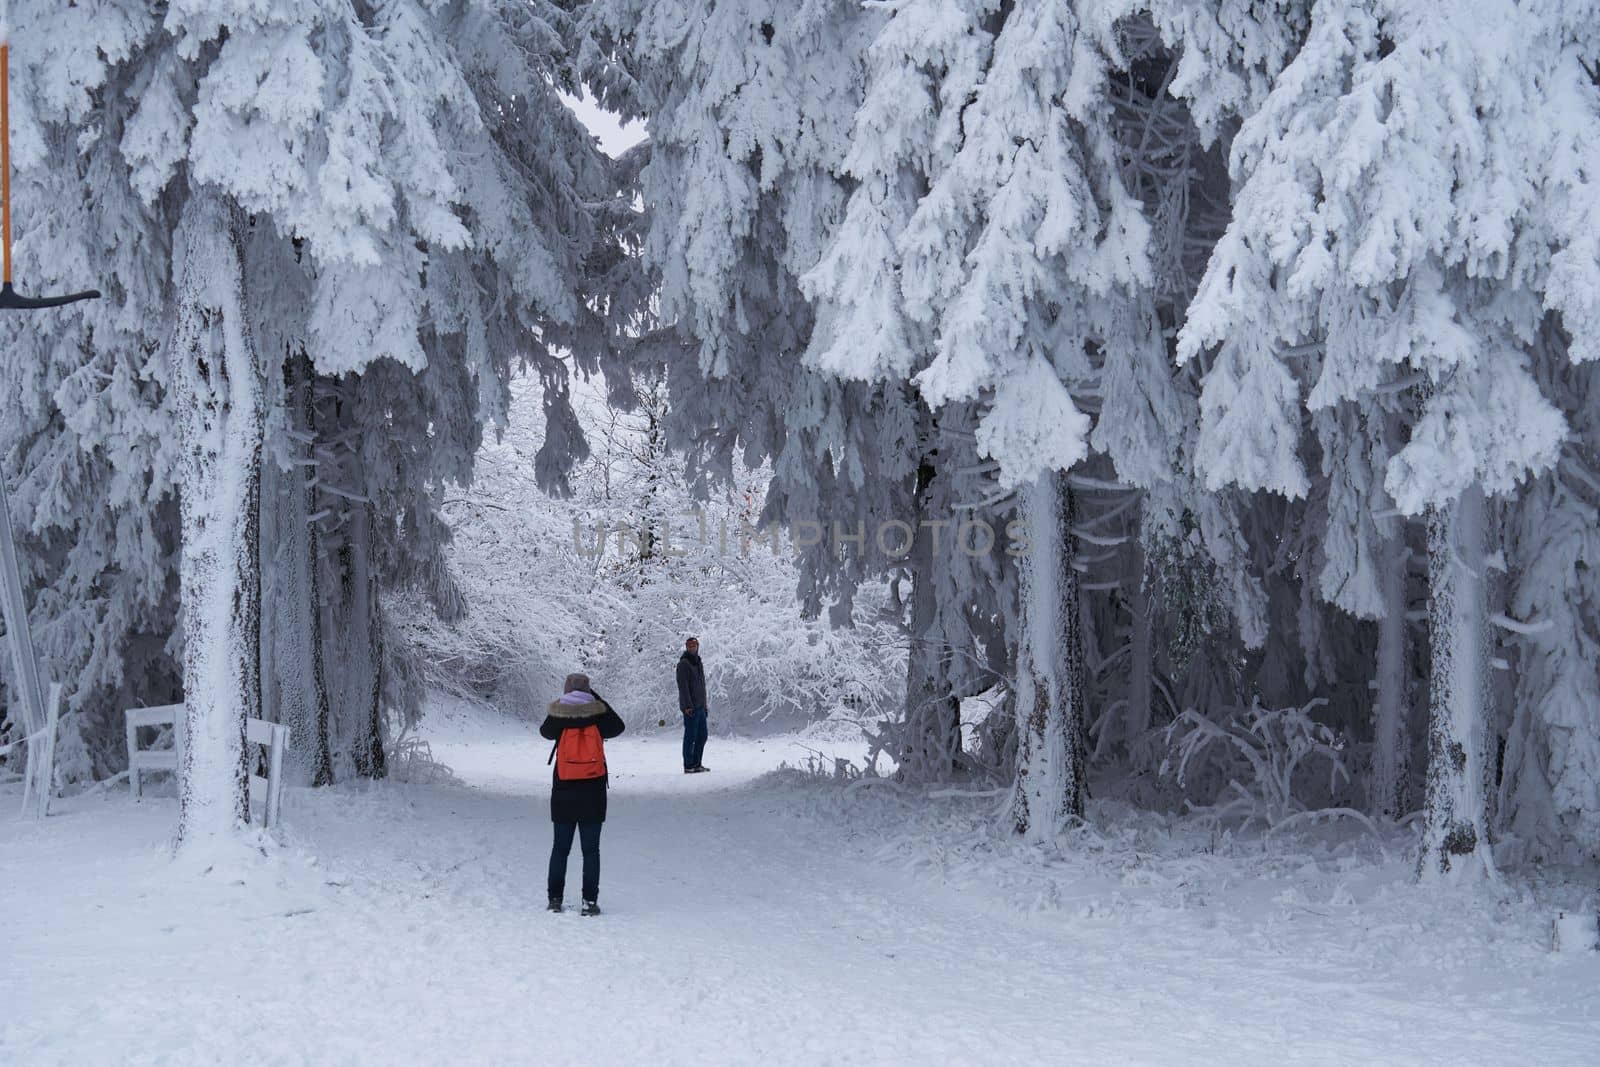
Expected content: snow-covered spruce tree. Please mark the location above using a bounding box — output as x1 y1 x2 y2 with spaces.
795 1 1330 812
1501 327 1600 863
312 354 491 782
1106 5 1418 818
1091 12 1287 769
805 0 1170 824
1178 0 1598 875
0 5 180 780
260 0 620 769
1307 400 1417 817
598 0 1011 779
9 1 619 828
1492 0 1600 866
915 0 1149 828
1038 7 1350 823
788 0 1066 782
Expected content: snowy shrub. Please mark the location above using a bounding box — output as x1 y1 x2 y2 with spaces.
385 735 459 787
782 747 868 781
1161 699 1362 832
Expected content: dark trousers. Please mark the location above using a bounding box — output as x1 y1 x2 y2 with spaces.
682 706 708 769
548 820 602 902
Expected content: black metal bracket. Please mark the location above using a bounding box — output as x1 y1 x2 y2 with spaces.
0 282 101 310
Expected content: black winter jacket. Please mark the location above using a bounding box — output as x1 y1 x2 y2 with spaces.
676 652 707 712
539 693 626 824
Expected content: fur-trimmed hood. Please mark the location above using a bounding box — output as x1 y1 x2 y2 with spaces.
547 696 607 719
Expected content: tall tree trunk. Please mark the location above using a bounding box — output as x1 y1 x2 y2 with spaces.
307 516 336 785
263 352 334 786
171 194 263 846
259 441 280 746
1126 538 1154 741
901 456 961 782
1371 529 1411 818
1419 483 1494 878
351 501 386 779
1009 470 1087 838
295 354 336 785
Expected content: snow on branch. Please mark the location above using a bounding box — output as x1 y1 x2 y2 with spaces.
1490 613 1555 637
316 482 371 503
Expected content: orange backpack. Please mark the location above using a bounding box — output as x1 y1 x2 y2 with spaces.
552 724 607 781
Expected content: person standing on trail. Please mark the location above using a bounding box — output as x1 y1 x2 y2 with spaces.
677 637 709 774
541 673 625 916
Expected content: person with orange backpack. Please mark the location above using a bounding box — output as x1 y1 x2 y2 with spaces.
540 673 625 915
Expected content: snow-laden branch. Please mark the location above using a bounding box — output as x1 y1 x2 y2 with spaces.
1071 529 1128 548
316 482 371 503
1067 475 1132 493
1490 613 1554 636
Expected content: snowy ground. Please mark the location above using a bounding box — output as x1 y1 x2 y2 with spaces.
4 700 1598 1066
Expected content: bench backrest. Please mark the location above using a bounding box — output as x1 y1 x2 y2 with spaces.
125 704 183 733
125 704 185 767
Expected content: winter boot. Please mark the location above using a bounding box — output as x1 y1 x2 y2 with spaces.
548 896 563 913
581 900 601 917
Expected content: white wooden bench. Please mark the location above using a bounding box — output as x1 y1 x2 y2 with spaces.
124 703 185 800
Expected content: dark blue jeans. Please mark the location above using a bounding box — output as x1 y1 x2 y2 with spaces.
548 820 602 902
683 706 708 769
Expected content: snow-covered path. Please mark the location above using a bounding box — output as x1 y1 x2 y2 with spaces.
4 705 1597 1065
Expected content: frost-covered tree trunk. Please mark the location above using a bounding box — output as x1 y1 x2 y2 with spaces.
307 517 337 784
1126 543 1155 741
170 195 264 846
1372 532 1412 818
902 617 960 779
323 497 386 782
900 458 961 782
259 451 281 745
1009 471 1087 838
351 502 386 780
262 353 334 786
1420 483 1494 878
293 355 336 785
